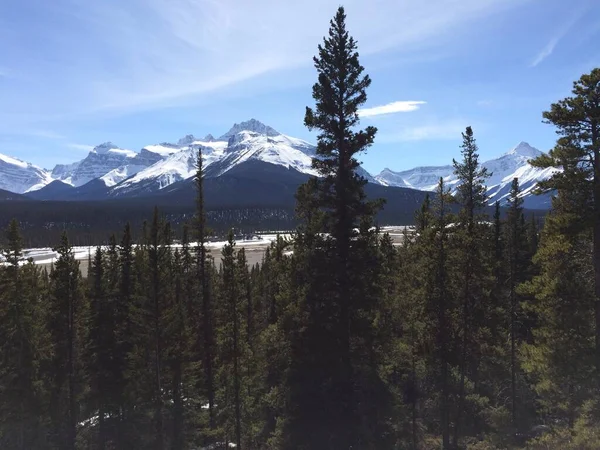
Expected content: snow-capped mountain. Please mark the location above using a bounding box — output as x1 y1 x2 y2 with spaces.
219 119 280 140
376 142 556 207
0 152 53 194
111 139 228 196
0 120 555 209
205 129 318 178
52 142 137 187
110 122 321 197
376 165 456 191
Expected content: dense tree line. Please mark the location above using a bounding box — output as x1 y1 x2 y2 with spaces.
0 7 599 449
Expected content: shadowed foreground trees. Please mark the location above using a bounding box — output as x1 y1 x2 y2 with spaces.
0 9 599 450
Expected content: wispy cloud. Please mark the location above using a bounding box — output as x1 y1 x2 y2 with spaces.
0 0 532 123
359 101 426 118
530 37 561 68
530 7 586 67
67 143 94 152
29 130 66 140
378 120 469 143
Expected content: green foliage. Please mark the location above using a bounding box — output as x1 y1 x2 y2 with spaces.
0 17 598 450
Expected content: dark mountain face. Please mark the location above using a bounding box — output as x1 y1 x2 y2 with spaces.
26 179 111 201
0 188 28 201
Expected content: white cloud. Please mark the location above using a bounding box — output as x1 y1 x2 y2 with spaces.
67 143 94 152
0 0 533 121
530 37 561 68
530 7 586 67
359 101 426 118
378 120 470 143
29 130 66 140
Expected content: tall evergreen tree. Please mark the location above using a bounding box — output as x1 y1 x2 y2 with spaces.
0 220 44 449
165 247 187 450
148 208 168 450
195 148 216 434
521 191 596 432
47 232 84 450
216 232 244 448
451 126 491 447
117 222 134 448
86 247 113 449
530 68 600 375
428 178 455 448
504 178 527 430
287 6 389 448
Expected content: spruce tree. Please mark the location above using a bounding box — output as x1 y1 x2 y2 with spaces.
165 247 186 450
216 231 243 449
195 148 216 434
47 232 84 450
287 6 388 447
451 126 491 447
0 220 44 449
520 191 596 432
430 178 455 448
530 68 600 375
117 222 134 448
149 208 167 450
504 178 527 430
86 247 113 449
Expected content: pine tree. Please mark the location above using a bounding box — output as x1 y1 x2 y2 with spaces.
86 247 113 449
430 178 455 448
529 68 600 376
451 126 491 447
253 236 292 448
195 148 216 435
504 178 528 430
165 247 186 450
287 6 388 447
216 231 243 449
0 220 44 449
47 232 84 450
415 193 431 234
149 208 167 450
117 223 134 448
520 190 596 431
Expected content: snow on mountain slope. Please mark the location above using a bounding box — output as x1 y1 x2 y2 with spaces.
208 130 319 178
376 165 456 190
219 119 280 140
52 142 138 187
484 142 557 204
0 152 53 194
100 164 151 187
111 142 226 195
375 142 557 205
51 161 81 180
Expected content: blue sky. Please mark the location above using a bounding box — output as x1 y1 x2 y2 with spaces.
1 0 599 175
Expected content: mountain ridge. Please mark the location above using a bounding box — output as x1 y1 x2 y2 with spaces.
375 141 556 208
0 121 555 208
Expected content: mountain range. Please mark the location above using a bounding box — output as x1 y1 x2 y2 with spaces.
0 119 555 208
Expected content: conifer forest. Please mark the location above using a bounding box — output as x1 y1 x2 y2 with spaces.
2 7 600 450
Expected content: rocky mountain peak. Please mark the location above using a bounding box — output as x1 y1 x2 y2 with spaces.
219 119 280 140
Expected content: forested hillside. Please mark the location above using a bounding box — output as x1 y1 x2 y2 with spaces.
1 7 599 450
